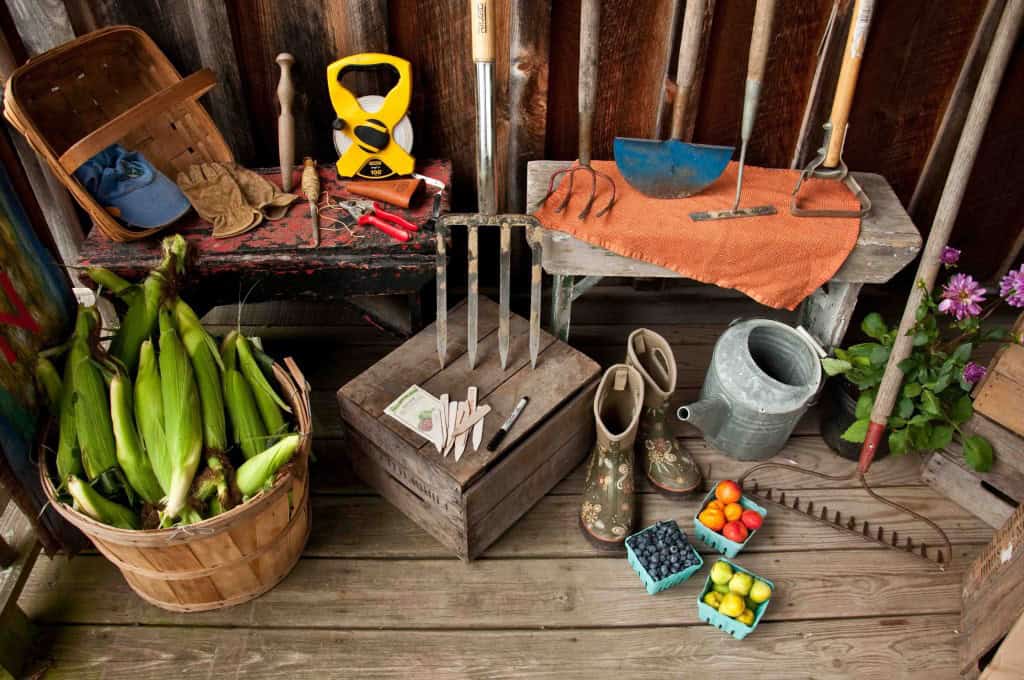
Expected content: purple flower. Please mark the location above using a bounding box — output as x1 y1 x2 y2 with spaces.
999 264 1024 308
940 246 961 267
963 361 987 385
938 273 987 320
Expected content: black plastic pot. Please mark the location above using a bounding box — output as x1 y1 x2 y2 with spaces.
819 378 890 462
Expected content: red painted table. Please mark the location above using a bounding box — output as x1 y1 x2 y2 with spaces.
78 160 451 330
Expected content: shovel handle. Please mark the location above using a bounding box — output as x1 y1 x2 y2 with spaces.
578 0 600 164
469 0 495 63
825 0 875 166
670 0 708 140
740 0 777 142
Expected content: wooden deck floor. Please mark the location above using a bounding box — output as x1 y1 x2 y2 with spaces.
17 289 990 679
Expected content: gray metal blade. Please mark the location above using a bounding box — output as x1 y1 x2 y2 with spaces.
530 236 542 369
498 222 511 369
436 221 447 369
467 225 479 370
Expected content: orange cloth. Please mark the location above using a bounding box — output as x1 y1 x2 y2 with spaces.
532 160 861 310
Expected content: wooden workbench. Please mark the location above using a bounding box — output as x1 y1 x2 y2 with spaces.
526 161 922 348
78 160 451 333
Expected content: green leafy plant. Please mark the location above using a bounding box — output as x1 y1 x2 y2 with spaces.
823 250 1023 472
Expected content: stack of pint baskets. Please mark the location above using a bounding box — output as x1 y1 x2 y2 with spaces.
3 25 233 242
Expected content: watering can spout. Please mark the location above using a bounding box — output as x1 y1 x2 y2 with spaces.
677 397 728 439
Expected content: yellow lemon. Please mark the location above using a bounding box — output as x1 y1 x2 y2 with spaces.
719 592 745 618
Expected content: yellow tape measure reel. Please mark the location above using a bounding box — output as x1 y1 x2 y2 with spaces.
327 53 415 179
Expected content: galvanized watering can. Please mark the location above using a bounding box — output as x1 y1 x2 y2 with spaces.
677 319 823 460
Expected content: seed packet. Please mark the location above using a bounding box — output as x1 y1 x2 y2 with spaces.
384 385 442 449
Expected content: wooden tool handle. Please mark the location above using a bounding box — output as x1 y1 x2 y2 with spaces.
670 0 706 140
748 0 777 83
578 0 600 163
864 0 1023 467
740 0 778 142
469 0 495 63
277 53 295 192
825 0 875 166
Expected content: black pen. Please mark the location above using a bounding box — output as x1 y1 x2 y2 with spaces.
486 397 529 451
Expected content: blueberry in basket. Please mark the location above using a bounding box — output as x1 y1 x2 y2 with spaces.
627 520 700 580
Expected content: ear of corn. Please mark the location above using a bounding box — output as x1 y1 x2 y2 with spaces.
74 354 118 481
34 356 63 410
85 267 141 305
110 271 164 374
158 307 203 519
110 368 164 504
55 307 99 483
67 475 139 529
172 297 227 453
135 339 170 494
236 334 289 441
224 367 268 459
236 433 300 497
220 330 239 370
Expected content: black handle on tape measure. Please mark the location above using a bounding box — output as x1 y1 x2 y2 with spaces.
337 62 401 87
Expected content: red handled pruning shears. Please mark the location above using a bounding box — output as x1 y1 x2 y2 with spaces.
340 199 418 242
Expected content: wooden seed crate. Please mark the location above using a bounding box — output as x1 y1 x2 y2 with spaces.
972 314 1024 436
337 297 601 560
961 503 1024 679
923 412 1024 528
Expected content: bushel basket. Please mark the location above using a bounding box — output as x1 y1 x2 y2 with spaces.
40 359 312 613
4 25 232 242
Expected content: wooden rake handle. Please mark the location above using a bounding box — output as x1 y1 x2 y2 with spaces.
824 0 875 167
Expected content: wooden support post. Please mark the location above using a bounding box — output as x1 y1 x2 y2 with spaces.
552 274 574 341
0 1 85 280
0 502 42 678
798 281 863 350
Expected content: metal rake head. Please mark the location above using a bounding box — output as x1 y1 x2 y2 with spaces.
737 462 953 570
539 164 616 220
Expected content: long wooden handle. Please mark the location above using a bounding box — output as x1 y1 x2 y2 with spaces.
862 0 1023 474
579 0 600 163
824 0 875 167
748 0 777 83
670 0 707 140
469 0 495 63
740 0 778 142
277 53 295 192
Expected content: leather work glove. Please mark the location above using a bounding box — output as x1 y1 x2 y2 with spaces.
177 163 262 238
222 163 298 220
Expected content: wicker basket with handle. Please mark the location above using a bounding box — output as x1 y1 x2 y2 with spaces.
3 25 232 243
40 358 312 612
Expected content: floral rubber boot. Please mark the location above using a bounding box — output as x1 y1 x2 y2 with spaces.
579 364 644 550
626 328 703 495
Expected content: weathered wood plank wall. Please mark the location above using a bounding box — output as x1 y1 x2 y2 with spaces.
2 0 1022 278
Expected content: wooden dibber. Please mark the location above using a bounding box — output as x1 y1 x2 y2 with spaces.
301 157 320 247
276 53 295 192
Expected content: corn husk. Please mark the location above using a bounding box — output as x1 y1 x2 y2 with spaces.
236 334 289 442
157 307 202 519
85 266 140 304
67 475 139 530
222 332 268 459
73 354 118 481
236 434 300 497
172 297 226 453
135 340 169 494
110 368 164 504
34 356 62 409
